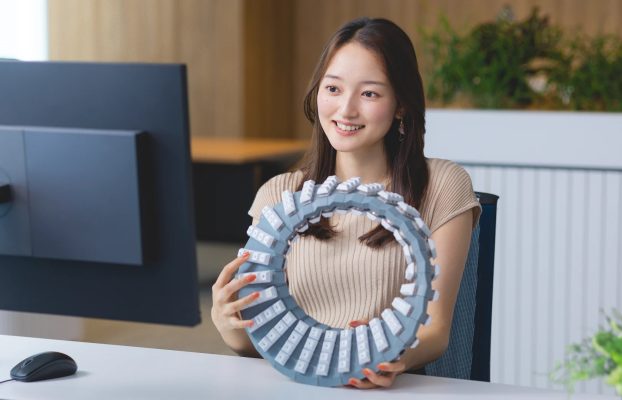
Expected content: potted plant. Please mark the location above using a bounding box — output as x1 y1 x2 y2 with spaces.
551 310 622 396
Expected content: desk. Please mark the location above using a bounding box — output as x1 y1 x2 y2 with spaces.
0 335 615 400
191 138 308 242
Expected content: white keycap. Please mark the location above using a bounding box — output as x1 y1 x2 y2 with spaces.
282 190 296 216
262 206 284 231
369 318 389 353
274 321 288 334
381 308 403 336
378 190 403 204
272 300 286 314
296 223 309 233
309 214 321 224
335 208 348 215
414 217 431 236
393 231 407 246
241 286 278 310
321 210 334 218
380 218 397 232
405 262 416 280
355 325 371 365
392 297 413 317
300 180 316 205
337 330 352 373
281 341 295 355
410 338 420 349
237 248 271 266
336 177 361 193
316 175 339 197
267 330 279 342
402 245 414 263
357 182 384 195
366 211 380 221
350 208 364 216
433 264 441 280
309 327 323 340
294 320 310 335
246 225 276 248
295 360 307 374
400 283 417 296
316 364 328 375
424 314 432 326
299 349 312 362
248 300 285 332
258 337 271 351
432 290 440 301
283 312 297 326
324 330 338 341
237 270 273 284
428 238 437 259
397 201 420 219
275 352 289 366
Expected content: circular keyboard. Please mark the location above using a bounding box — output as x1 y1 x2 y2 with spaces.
237 176 439 386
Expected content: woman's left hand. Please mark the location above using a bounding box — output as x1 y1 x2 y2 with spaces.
346 319 407 389
347 360 407 389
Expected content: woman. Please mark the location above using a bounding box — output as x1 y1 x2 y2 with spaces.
211 17 481 389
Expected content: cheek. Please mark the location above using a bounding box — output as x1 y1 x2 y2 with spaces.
317 93 337 118
365 103 396 126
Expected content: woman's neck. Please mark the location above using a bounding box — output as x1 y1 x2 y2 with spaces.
334 146 389 185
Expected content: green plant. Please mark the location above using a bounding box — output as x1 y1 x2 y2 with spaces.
550 310 622 395
423 6 622 111
549 34 622 111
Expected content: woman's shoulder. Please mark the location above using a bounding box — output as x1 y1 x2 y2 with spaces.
248 170 304 220
261 170 304 192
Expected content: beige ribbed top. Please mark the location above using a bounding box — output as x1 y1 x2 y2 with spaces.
248 158 481 329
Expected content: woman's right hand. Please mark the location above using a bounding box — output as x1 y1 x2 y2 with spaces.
211 251 261 335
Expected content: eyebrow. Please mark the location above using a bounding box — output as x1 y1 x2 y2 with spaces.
323 74 387 86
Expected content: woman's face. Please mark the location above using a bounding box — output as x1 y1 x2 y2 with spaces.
317 42 398 155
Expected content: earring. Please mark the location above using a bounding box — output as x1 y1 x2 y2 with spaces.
398 119 405 142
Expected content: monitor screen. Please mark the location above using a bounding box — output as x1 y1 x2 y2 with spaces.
0 61 201 326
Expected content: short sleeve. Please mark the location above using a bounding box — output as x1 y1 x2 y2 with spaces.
422 159 482 233
248 171 304 224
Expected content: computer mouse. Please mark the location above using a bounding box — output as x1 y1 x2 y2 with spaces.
10 351 77 382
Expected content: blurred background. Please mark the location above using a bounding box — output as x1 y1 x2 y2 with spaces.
0 0 620 396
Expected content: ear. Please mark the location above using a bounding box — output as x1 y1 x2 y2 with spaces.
395 106 405 120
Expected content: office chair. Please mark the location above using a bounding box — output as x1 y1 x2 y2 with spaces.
424 192 499 381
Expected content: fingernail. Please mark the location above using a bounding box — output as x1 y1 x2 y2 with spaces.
246 320 254 327
348 378 358 385
377 363 388 371
363 368 372 376
251 291 260 299
245 274 256 283
241 251 250 258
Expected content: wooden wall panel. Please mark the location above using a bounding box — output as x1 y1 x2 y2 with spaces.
48 0 244 138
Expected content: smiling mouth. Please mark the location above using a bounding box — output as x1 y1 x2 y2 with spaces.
334 121 365 132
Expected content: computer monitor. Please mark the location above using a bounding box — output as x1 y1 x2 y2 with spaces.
0 61 201 326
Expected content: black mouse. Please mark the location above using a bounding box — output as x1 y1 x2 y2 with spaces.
10 352 77 382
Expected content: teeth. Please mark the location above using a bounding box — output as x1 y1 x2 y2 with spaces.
336 122 364 131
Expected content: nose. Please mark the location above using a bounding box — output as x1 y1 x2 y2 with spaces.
339 92 359 119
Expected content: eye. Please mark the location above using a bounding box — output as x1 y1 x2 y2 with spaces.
325 85 339 94
362 91 379 98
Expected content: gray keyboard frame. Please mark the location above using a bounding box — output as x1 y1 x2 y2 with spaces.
237 177 438 387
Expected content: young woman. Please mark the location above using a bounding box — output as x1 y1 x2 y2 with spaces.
211 17 481 389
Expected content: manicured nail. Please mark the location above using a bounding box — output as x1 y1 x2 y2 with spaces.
241 251 250 258
246 320 254 327
348 378 358 385
363 368 372 376
377 363 389 371
245 274 257 283
251 291 260 299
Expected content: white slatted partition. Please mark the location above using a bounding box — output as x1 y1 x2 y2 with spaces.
425 110 622 396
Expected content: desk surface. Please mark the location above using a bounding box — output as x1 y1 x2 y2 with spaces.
192 137 308 164
0 335 614 400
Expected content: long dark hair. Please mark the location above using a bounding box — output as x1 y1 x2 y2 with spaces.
298 17 429 248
